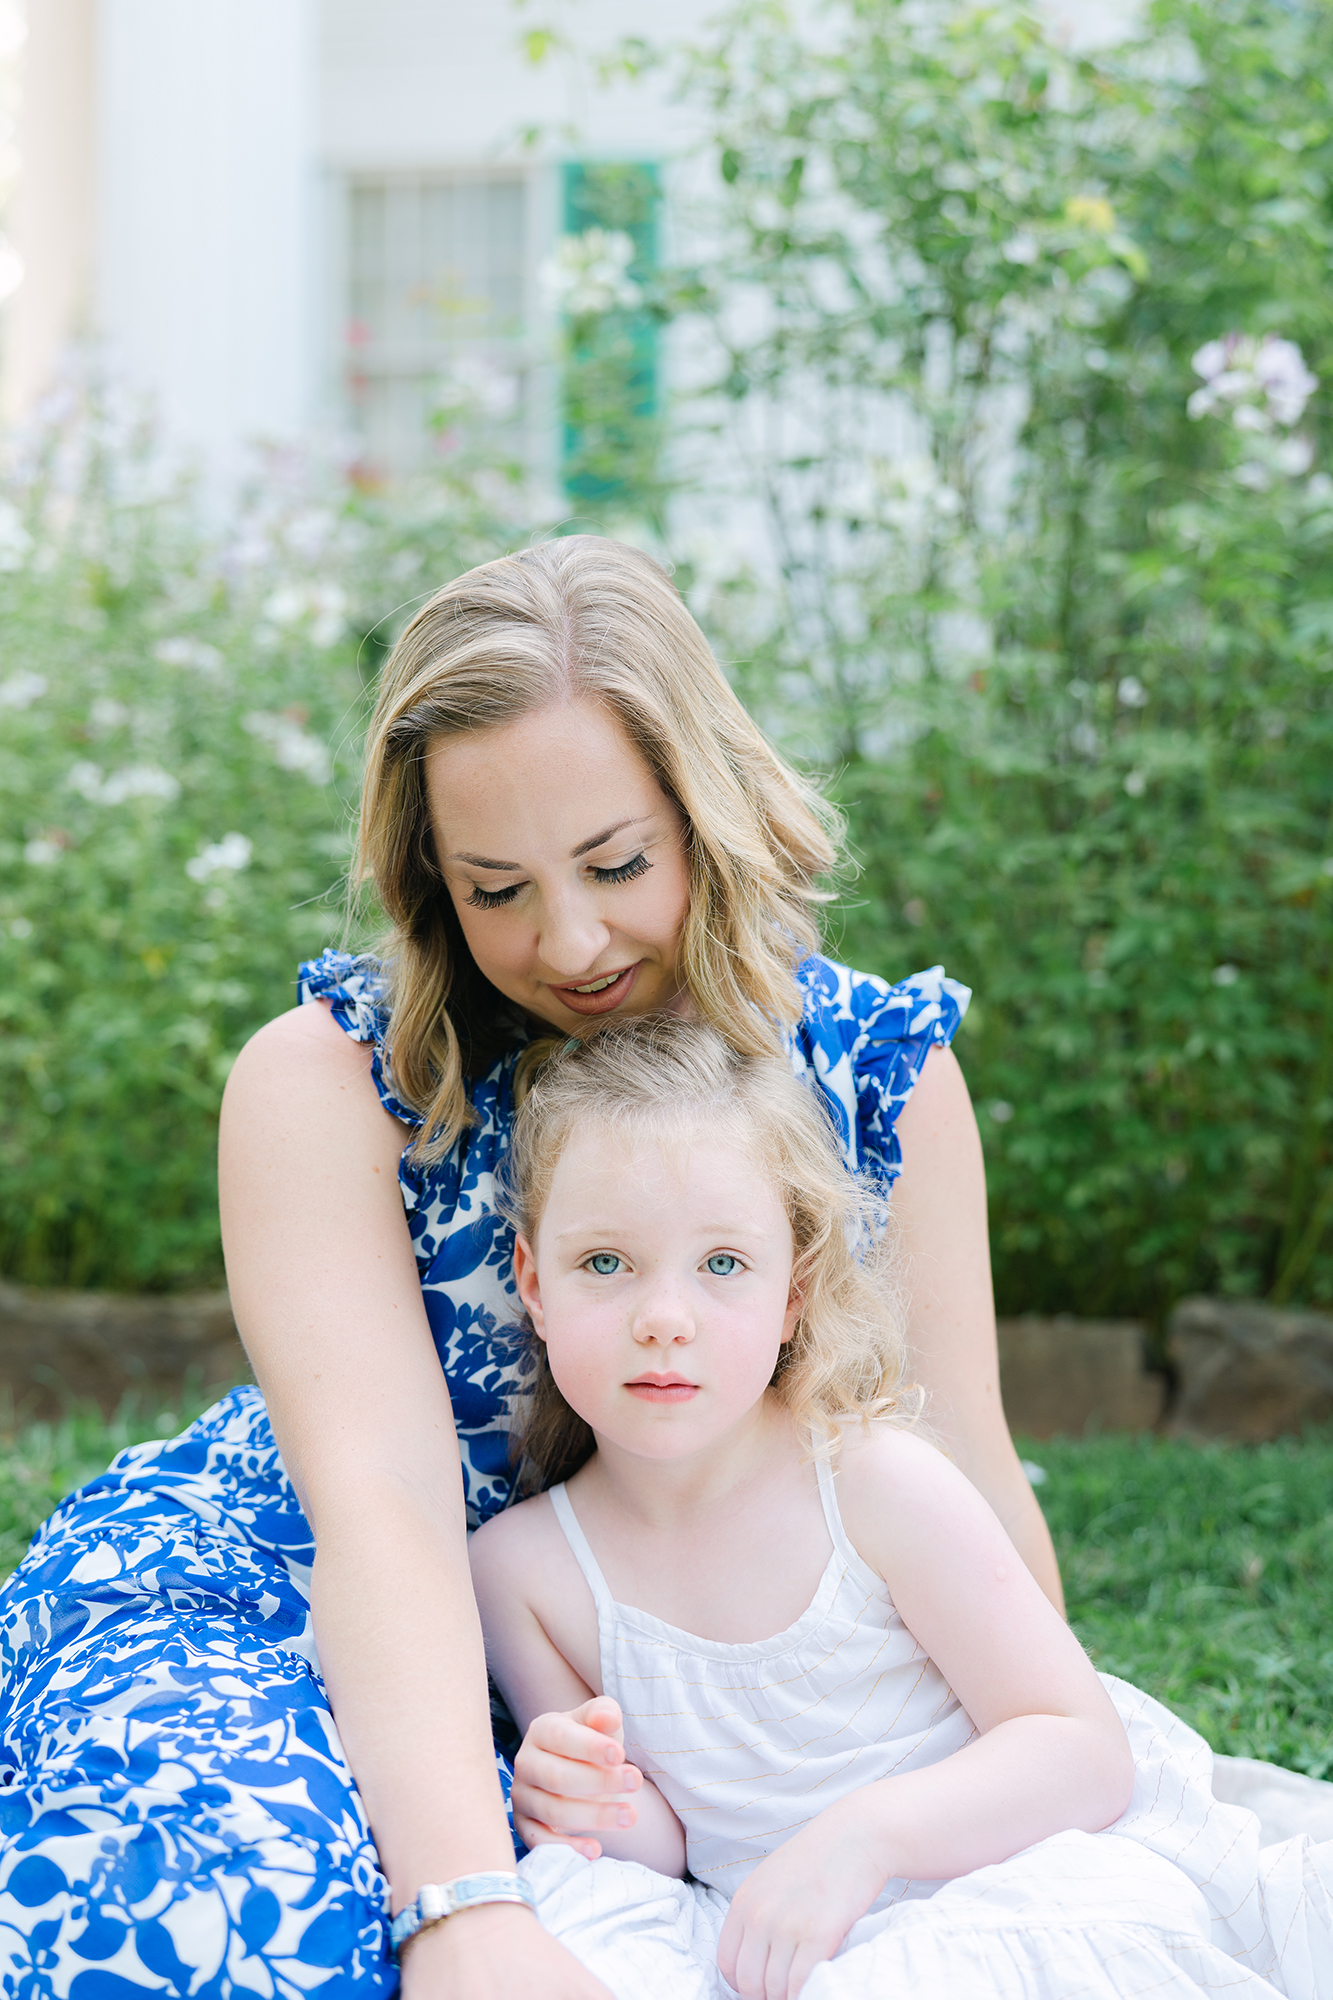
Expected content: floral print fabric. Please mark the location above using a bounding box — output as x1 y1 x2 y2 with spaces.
0 953 967 1996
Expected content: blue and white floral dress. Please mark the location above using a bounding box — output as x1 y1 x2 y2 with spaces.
0 953 967 1999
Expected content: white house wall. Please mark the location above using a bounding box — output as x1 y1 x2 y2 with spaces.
96 0 317 491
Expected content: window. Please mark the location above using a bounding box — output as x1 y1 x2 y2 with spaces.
343 169 540 477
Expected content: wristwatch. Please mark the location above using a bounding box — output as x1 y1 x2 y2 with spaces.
389 1871 537 1958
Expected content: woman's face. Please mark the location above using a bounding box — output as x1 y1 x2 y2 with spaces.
426 699 693 1032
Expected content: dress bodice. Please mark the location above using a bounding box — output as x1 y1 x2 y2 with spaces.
297 952 970 1526
547 1458 977 1897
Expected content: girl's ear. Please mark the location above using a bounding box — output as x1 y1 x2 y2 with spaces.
513 1232 547 1341
781 1284 803 1345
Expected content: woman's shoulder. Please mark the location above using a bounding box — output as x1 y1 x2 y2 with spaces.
795 953 971 1053
791 955 972 1183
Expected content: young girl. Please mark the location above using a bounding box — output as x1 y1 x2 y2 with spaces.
469 1020 1332 2000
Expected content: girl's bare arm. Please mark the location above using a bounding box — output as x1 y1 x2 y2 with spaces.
220 1002 611 2000
890 1044 1064 1611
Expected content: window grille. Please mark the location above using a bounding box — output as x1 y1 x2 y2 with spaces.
343 170 536 477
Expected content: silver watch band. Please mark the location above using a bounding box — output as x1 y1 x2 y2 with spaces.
389 1871 537 1957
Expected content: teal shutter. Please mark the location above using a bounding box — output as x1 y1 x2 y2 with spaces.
559 161 661 516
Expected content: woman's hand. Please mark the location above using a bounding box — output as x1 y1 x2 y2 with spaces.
399 1903 614 2000
512 1695 643 1858
716 1796 887 2000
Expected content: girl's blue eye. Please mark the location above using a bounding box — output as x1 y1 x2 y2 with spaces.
587 1253 622 1276
706 1254 740 1276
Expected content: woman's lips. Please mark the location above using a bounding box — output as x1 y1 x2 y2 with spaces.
549 964 640 1016
625 1378 698 1403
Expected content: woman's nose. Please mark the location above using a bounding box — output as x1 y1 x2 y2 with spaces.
537 889 611 980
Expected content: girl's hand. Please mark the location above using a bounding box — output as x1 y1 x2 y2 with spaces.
512 1694 644 1858
399 1902 614 2000
716 1796 888 2000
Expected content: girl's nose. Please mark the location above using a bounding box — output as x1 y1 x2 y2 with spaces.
537 889 611 981
631 1289 696 1347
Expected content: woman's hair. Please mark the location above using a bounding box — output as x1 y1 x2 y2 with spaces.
356 536 842 1162
501 1016 917 1489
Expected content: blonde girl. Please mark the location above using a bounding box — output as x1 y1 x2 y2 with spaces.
470 1023 1325 2000
0 536 1057 2000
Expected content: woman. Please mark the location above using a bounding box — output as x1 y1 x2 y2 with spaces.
0 537 1058 1999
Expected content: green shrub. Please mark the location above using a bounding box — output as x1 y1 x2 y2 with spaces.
0 377 527 1289
654 0 1333 1322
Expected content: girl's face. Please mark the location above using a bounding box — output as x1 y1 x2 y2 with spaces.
426 699 693 1032
513 1121 801 1463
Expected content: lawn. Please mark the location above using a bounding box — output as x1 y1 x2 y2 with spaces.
2 1409 1329 1779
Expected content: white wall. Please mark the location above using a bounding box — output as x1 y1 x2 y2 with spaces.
317 0 720 169
96 0 317 489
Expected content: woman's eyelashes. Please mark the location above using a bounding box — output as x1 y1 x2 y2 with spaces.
463 853 652 912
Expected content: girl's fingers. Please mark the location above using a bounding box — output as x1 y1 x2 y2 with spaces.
516 1742 642 1801
512 1781 639 1836
527 1709 628 1770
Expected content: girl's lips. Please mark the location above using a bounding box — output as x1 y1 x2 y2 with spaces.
549 964 640 1016
625 1379 698 1403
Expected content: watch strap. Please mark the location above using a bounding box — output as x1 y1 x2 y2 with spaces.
389 1871 536 1956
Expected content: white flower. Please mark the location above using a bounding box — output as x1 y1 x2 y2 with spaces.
1274 436 1314 476
542 229 642 317
90 697 130 729
1321 857 1333 878
1188 333 1317 432
24 838 61 865
186 832 253 883
260 582 347 650
1071 721 1099 756
67 760 180 805
1021 1460 1047 1486
1211 963 1239 987
1001 232 1040 266
243 711 333 785
988 1100 1015 1123
155 636 223 673
1123 770 1146 796
1117 675 1148 708
0 670 47 709
9 916 33 939
0 500 33 571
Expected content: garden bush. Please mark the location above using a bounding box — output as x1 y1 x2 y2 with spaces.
0 376 528 1289
649 0 1333 1323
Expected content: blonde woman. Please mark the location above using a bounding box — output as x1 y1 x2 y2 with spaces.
0 538 1057 2000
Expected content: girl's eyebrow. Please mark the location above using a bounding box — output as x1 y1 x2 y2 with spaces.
450 816 651 871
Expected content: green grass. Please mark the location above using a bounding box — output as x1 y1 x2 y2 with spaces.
2 1414 1330 1779
1022 1431 1333 1780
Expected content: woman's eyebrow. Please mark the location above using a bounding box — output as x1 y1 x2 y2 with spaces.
449 816 650 870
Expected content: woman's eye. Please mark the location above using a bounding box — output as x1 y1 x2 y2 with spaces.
589 853 651 887
587 1253 623 1276
466 882 522 910
706 1254 741 1277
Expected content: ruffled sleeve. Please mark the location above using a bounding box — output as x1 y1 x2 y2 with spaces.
791 957 971 1192
297 948 423 1128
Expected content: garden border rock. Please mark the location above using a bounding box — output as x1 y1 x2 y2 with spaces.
1168 1296 1333 1442
0 1279 250 1423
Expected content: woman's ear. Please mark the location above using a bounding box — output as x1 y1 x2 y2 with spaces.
513 1232 547 1340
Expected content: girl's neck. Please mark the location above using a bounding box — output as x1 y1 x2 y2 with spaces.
570 1391 802 1531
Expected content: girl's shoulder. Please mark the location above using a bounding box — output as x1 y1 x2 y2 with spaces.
791 955 972 1184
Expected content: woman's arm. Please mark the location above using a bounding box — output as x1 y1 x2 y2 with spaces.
890 1043 1064 1611
219 1003 611 2000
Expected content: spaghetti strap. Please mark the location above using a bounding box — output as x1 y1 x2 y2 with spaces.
547 1482 615 1613
815 1451 869 1574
